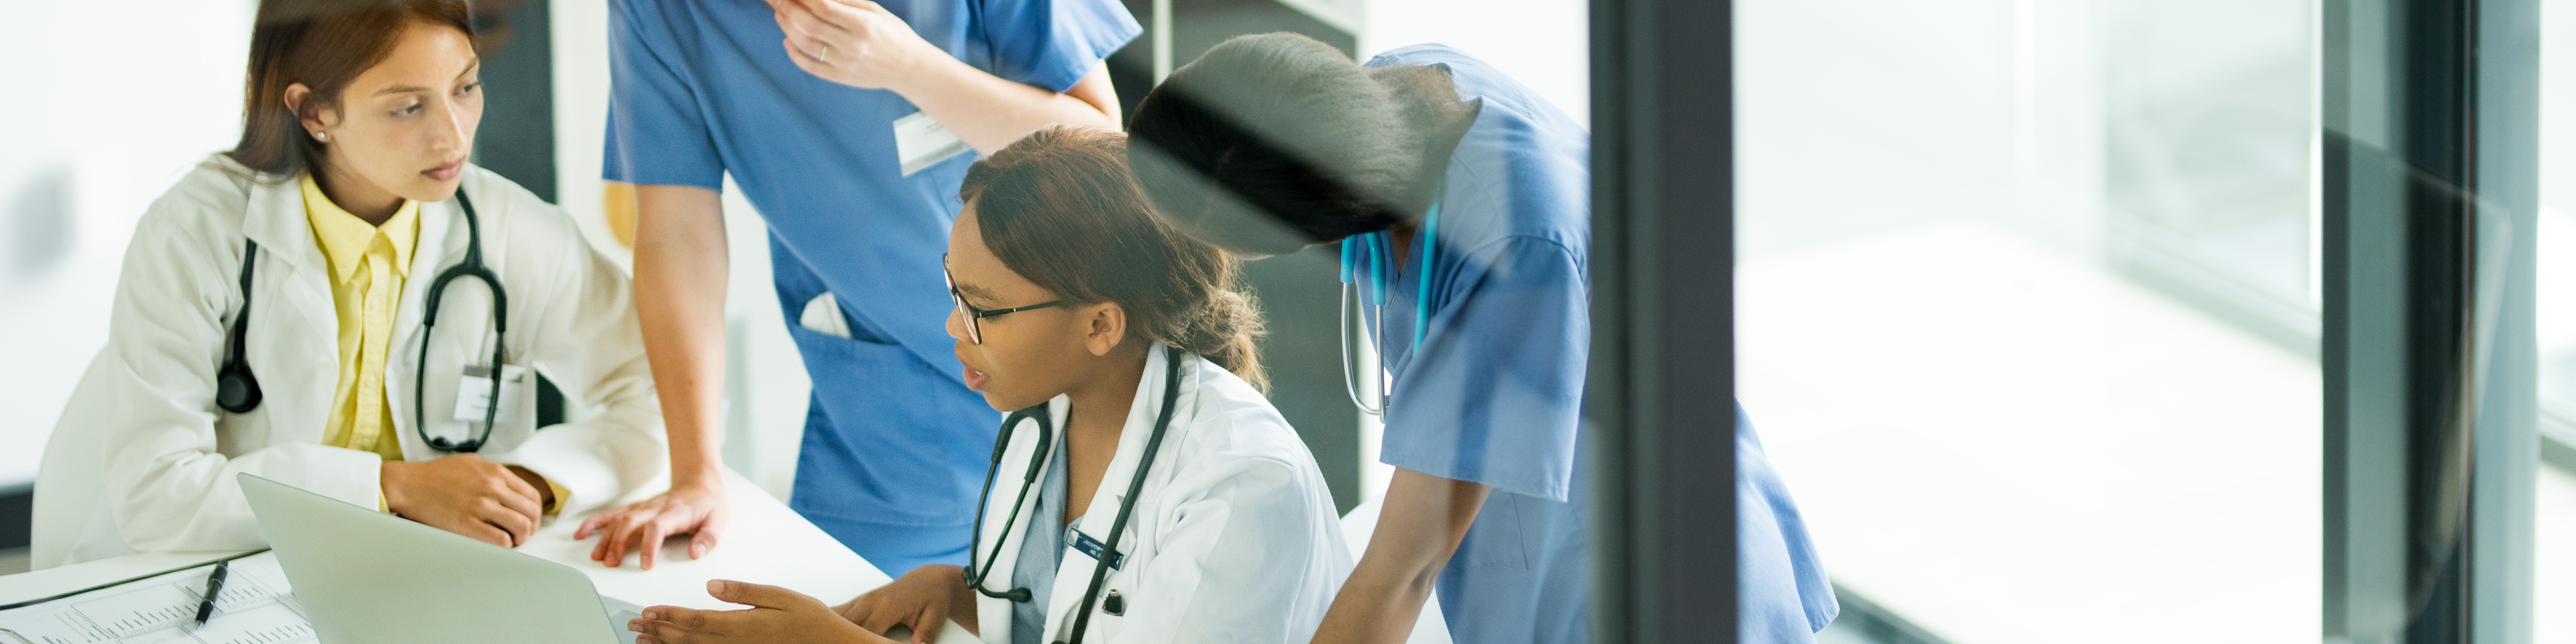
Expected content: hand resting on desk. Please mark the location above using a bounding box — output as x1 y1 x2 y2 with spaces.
381 453 545 547
580 482 731 570
628 579 905 644
837 564 977 644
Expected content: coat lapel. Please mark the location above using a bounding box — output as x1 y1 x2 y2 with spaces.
387 191 465 457
1040 345 1192 642
239 172 340 447
978 397 1068 639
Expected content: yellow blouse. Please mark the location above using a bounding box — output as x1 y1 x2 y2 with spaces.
299 176 568 516
301 174 419 462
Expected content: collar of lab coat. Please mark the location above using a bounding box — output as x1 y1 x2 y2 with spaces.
223 154 484 457
977 343 1203 642
1040 343 1197 641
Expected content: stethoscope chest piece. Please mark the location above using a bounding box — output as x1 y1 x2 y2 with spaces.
213 191 507 455
216 240 264 414
215 362 262 413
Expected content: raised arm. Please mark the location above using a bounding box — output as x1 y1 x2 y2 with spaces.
579 184 731 570
768 0 1121 154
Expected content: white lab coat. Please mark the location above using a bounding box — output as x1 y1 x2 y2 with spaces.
54 154 667 563
974 346 1352 644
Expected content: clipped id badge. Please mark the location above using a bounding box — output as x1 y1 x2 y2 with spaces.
451 364 529 423
894 111 971 176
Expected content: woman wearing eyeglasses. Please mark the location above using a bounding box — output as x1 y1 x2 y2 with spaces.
623 127 1349 644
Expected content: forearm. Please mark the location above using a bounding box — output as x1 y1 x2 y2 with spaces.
1311 468 1491 644
631 184 731 490
893 58 1119 154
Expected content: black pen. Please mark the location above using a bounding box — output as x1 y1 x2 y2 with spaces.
193 560 229 627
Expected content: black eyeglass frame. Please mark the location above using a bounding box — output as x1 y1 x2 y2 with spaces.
944 259 1065 344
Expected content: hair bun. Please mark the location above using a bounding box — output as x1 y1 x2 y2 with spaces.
1175 288 1267 391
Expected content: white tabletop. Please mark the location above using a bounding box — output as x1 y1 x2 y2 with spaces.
0 470 977 641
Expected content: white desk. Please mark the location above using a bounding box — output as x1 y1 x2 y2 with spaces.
0 471 977 642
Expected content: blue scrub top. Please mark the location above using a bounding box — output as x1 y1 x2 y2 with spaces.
1354 44 1837 643
604 0 1139 574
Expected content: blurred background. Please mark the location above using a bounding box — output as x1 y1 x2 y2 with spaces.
5 0 2571 641
1737 0 2574 643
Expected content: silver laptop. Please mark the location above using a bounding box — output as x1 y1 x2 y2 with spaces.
238 472 645 644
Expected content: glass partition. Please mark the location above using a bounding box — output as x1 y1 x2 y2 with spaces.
1739 1 2321 641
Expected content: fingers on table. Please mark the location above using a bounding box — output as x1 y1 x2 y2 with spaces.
627 616 708 644
707 580 808 610
588 511 634 563
638 521 672 570
645 605 719 631
598 510 653 567
576 513 608 539
480 498 537 545
464 521 514 548
911 602 948 644
690 523 721 559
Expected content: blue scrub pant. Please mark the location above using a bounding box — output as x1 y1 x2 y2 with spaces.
786 387 979 579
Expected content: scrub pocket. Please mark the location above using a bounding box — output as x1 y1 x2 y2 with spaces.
799 292 857 339
780 318 984 527
1458 492 1529 570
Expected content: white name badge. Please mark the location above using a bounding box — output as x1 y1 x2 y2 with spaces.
451 364 529 422
894 111 970 176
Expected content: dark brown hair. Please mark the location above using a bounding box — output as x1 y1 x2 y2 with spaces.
226 0 476 176
1128 32 1421 256
963 126 1269 391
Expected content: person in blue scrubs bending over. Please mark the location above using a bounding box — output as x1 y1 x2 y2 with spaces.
582 0 1139 576
1126 34 1841 643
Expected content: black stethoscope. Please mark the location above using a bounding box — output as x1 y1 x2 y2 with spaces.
212 190 511 453
963 345 1185 644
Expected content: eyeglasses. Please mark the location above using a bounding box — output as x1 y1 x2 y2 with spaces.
945 260 1065 345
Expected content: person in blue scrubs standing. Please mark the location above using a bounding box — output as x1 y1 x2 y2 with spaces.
578 0 1138 576
1126 34 1839 643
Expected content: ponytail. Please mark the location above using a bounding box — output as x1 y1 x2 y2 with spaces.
1171 280 1267 392
963 125 1271 391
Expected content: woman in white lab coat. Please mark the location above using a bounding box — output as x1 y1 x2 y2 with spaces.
623 127 1350 644
50 0 663 564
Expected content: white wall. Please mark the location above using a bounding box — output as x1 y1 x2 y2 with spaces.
1359 0 1588 125
0 0 258 487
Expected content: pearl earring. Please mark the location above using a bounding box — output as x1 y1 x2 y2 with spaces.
313 131 327 142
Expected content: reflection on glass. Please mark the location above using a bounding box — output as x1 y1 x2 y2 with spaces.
2530 0 2576 640
1739 0 2318 642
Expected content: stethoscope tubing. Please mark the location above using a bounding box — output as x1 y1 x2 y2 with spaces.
1063 345 1186 644
213 186 506 453
1337 191 1443 418
965 404 1053 602
963 345 1186 644
409 191 508 453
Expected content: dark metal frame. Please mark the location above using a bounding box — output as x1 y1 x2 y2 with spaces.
1588 0 1736 641
2322 0 2536 641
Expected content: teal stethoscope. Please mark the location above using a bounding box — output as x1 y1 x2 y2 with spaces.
1338 191 1442 416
